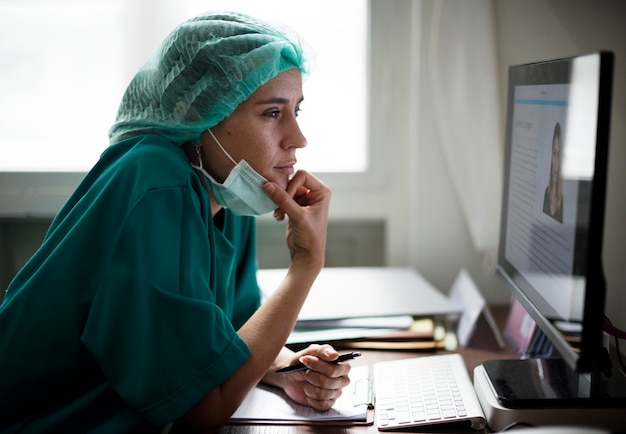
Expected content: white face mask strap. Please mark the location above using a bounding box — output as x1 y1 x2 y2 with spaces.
207 128 238 166
195 145 204 170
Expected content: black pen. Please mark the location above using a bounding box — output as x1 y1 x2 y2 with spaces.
275 351 362 374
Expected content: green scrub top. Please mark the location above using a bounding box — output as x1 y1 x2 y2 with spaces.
0 135 262 433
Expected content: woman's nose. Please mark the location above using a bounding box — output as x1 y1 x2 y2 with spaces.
285 119 307 149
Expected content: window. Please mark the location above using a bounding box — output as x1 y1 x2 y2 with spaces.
0 0 367 173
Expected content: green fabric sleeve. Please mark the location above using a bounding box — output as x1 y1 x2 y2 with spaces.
81 184 250 426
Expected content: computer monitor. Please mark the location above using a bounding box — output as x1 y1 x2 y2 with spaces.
475 51 626 430
498 51 614 380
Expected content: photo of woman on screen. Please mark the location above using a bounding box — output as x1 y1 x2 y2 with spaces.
543 122 563 223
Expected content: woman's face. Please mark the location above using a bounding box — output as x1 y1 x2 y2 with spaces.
201 69 306 191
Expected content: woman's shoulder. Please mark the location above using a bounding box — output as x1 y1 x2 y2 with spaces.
108 134 187 167
98 135 193 189
59 135 200 220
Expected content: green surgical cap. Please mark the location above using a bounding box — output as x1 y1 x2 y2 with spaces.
108 12 309 145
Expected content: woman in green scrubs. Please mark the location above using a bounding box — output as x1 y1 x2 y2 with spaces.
0 12 347 433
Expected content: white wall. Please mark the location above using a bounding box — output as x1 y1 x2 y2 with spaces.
412 0 509 305
325 1 511 305
328 1 510 304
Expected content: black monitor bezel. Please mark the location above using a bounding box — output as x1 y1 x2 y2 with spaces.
497 51 614 375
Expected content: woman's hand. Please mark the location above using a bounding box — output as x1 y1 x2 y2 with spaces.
263 170 331 271
271 344 352 411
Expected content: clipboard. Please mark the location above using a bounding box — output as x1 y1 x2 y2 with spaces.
228 365 374 426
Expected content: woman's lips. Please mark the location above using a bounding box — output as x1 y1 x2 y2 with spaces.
275 163 296 175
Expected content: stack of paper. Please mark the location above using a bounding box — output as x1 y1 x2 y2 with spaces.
287 315 435 346
257 267 460 349
337 317 450 350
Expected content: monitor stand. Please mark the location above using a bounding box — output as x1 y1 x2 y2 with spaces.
473 359 626 432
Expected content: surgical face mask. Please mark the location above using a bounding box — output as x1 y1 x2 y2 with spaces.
191 129 277 216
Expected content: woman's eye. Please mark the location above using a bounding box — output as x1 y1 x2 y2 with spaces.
263 106 300 118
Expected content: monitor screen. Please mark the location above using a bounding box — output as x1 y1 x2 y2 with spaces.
497 52 614 375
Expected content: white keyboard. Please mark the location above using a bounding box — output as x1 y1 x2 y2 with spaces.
373 353 486 430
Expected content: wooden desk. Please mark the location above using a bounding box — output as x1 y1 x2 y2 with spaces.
218 306 516 434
